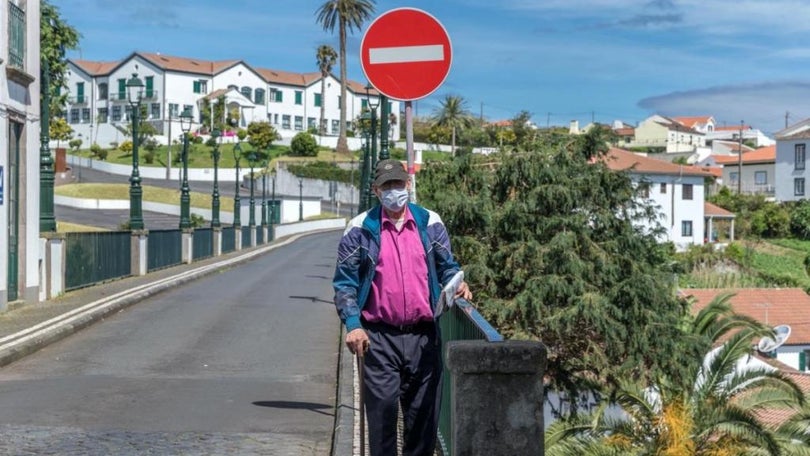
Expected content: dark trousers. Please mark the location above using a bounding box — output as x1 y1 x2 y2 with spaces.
363 321 442 456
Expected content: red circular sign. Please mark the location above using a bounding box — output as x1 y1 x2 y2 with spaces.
360 8 452 101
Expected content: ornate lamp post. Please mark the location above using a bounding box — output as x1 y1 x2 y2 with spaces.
126 73 145 230
233 142 242 228
359 112 371 212
261 159 268 227
210 129 221 228
178 107 193 229
364 85 380 207
380 94 390 161
247 150 257 227
39 52 56 232
298 177 304 222
270 167 277 225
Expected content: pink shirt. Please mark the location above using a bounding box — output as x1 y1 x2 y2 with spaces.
361 207 432 326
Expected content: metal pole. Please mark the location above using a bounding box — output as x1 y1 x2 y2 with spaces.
129 99 144 230
211 133 221 228
379 95 390 161
350 157 355 216
299 178 304 221
249 161 256 227
271 174 276 225
39 55 56 232
179 132 191 229
234 156 241 227
261 164 268 227
737 120 743 195
405 100 416 203
367 108 378 207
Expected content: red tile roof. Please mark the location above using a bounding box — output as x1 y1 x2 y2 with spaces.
713 145 775 165
603 148 713 177
686 288 810 344
673 116 713 128
714 125 751 132
614 127 635 136
704 202 735 218
71 59 119 76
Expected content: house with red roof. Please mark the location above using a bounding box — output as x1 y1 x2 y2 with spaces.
672 115 716 134
707 123 775 148
710 145 776 197
627 115 708 158
775 118 810 202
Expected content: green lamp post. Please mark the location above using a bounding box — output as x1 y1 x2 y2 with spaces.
39 53 56 232
178 107 193 229
364 85 379 207
260 159 268 227
359 112 371 212
379 94 390 160
210 129 221 228
247 150 257 227
126 73 145 230
298 177 304 222
270 167 277 226
233 142 242 228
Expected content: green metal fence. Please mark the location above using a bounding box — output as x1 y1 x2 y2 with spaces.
437 298 503 456
193 228 213 261
242 226 251 248
222 227 236 253
147 229 182 272
65 231 131 291
257 226 265 244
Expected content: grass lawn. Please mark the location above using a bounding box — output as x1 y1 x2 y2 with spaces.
57 221 108 233
748 240 810 288
56 183 235 212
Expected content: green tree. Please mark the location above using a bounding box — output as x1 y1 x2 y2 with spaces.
316 0 376 154
49 117 73 149
432 95 475 156
123 105 158 144
247 121 281 152
290 132 319 157
41 0 81 117
316 44 338 135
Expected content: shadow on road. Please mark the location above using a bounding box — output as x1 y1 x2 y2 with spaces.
252 401 334 417
289 295 333 305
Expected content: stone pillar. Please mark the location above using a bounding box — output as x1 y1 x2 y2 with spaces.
262 225 268 245
213 227 222 256
181 229 193 264
131 230 148 276
41 233 66 300
234 227 243 251
445 340 547 456
250 225 257 247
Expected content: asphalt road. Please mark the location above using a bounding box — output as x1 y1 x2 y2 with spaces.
0 231 342 455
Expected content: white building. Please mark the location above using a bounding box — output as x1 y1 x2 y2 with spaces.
774 118 810 202
605 148 712 250
629 115 707 154
1 0 42 309
708 124 775 148
64 51 400 148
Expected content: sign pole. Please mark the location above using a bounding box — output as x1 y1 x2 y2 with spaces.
406 101 416 203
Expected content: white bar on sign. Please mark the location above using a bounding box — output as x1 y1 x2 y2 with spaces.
369 44 444 64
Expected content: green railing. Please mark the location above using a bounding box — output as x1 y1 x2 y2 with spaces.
437 298 503 456
193 228 214 261
147 229 182 272
222 227 236 253
65 231 131 290
241 226 251 248
257 227 265 244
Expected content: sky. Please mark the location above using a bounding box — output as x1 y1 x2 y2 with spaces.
54 0 810 136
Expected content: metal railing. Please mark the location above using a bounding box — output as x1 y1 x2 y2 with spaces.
437 298 503 456
147 229 182 272
257 227 265 244
65 231 131 291
193 228 213 261
222 227 236 253
241 226 252 248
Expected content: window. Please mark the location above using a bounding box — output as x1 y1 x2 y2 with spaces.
254 88 265 105
97 108 108 123
294 116 303 131
76 82 85 103
729 172 739 183
182 105 194 118
81 108 90 123
112 105 122 122
241 86 252 100
331 119 339 135
273 113 279 124
660 183 667 194
282 115 291 129
168 103 179 118
796 144 806 171
308 117 317 129
193 80 207 94
69 109 80 124
682 183 693 200
145 76 154 98
117 78 126 100
150 103 161 119
98 83 108 100
314 93 322 107
795 178 805 196
361 99 368 109
8 1 25 68
681 221 693 237
295 91 303 105
639 183 650 199
754 171 767 185
124 105 132 121
270 89 283 102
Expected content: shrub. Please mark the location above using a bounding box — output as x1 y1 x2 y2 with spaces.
109 141 119 150
190 213 206 228
750 202 790 238
68 138 83 152
237 129 248 141
96 149 109 161
143 150 155 164
90 143 102 157
192 135 204 144
119 140 133 154
289 132 318 157
791 200 810 239
143 138 159 152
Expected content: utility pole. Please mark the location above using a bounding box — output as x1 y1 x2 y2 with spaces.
737 120 744 195
786 111 790 129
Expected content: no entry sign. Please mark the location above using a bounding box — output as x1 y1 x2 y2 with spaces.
360 8 452 101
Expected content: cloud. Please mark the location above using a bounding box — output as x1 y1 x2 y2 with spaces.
617 13 682 27
638 82 810 135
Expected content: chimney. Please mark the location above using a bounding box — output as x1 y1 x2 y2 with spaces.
569 120 580 135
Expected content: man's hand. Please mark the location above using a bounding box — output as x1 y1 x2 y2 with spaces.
346 328 369 355
455 281 473 301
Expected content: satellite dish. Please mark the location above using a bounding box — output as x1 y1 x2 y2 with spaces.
757 325 791 353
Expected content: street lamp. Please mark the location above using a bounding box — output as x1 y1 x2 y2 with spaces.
210 129 221 228
364 85 379 208
247 150 258 227
126 73 145 230
179 107 193 229
39 51 56 232
298 177 304 222
270 167 277 226
233 142 242 228
261 159 268 227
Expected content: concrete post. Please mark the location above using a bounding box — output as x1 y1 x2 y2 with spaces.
130 230 148 276
41 233 66 299
181 229 193 264
234 228 243 251
262 226 268 245
445 340 547 456
250 225 257 247
213 227 222 256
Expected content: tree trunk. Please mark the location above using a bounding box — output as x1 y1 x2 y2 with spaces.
336 18 349 154
452 126 456 157
320 75 327 135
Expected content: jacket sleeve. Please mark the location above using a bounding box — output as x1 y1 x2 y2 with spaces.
427 213 461 286
333 226 364 332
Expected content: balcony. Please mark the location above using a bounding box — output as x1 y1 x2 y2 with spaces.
68 95 88 105
711 183 775 197
109 90 159 102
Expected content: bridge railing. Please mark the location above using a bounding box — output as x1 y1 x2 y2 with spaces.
437 298 503 456
65 231 131 291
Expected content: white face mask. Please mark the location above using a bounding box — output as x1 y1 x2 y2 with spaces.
380 188 409 212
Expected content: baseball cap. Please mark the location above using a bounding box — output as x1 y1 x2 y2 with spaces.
373 159 409 186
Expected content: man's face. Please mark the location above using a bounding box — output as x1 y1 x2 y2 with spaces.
373 179 409 199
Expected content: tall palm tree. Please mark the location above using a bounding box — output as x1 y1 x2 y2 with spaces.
315 0 376 153
432 95 475 156
316 44 338 136
546 293 807 455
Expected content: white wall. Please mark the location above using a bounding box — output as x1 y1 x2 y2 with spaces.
636 173 705 249
775 138 809 202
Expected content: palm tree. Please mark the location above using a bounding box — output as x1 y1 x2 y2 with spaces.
315 0 376 153
432 95 475 156
316 44 338 136
546 293 807 455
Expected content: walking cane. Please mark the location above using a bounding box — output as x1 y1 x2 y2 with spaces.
357 351 366 456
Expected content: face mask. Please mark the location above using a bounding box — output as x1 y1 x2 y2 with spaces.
380 188 409 211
